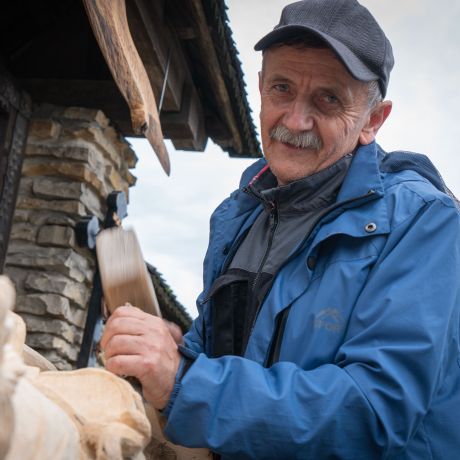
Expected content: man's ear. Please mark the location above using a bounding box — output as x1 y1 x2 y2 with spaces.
359 100 392 145
258 71 263 94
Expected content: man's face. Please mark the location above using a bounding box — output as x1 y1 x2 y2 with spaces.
259 45 376 185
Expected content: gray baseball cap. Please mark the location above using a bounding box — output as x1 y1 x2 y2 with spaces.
254 0 394 97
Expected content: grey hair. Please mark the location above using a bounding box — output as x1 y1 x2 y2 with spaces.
367 80 382 108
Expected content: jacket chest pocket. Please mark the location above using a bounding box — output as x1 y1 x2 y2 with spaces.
277 237 382 369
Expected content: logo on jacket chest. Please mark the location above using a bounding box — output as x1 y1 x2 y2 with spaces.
314 308 345 334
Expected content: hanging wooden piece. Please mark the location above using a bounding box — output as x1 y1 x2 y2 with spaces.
95 227 161 316
82 0 171 175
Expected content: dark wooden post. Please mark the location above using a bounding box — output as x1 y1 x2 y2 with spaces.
0 68 31 271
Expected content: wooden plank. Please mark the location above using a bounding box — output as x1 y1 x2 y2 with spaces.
96 227 161 317
126 1 179 112
182 0 243 153
127 0 186 113
82 0 170 175
161 84 206 151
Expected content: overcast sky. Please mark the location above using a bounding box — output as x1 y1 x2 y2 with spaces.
125 0 460 318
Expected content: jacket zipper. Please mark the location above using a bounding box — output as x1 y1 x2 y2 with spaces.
252 200 279 290
246 200 279 340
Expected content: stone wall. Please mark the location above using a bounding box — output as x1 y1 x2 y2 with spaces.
4 104 137 369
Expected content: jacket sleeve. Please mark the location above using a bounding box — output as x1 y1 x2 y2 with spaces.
182 302 205 354
163 198 460 459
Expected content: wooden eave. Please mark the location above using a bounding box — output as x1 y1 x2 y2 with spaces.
0 0 261 158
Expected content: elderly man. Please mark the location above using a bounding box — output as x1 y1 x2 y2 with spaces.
101 0 460 458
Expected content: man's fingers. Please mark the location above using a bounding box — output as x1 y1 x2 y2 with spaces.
100 316 145 349
101 311 166 349
103 334 145 360
164 320 184 345
105 354 144 378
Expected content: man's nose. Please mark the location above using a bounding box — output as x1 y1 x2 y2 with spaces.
282 98 315 132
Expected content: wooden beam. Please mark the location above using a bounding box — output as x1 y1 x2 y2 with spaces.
161 84 206 151
184 0 243 154
126 0 184 112
82 0 170 175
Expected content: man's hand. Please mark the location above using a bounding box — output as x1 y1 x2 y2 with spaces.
100 305 182 410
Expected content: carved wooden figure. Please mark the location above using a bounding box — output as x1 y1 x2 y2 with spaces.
0 275 151 460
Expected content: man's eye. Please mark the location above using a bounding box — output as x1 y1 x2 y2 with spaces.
324 94 339 104
273 84 289 93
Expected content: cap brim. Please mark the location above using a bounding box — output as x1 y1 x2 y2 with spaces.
254 25 379 84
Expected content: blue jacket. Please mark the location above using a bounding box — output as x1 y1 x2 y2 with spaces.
164 142 460 459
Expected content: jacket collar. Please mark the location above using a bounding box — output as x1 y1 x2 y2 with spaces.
309 141 390 246
337 141 386 202
239 142 390 243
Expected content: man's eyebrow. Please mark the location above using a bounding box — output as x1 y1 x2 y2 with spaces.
264 72 293 82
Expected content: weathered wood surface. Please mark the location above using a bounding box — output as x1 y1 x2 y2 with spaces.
0 275 151 460
96 227 161 316
23 344 57 371
127 0 184 113
82 0 170 175
185 0 243 153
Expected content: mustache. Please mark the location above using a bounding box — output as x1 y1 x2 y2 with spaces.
269 125 323 150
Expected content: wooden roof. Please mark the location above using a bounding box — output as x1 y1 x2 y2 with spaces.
0 0 261 160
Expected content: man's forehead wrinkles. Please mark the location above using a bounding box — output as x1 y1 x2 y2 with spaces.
264 48 355 84
265 70 350 96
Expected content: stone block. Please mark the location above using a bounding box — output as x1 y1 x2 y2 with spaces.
15 294 47 316
25 143 92 163
16 293 87 328
123 145 138 169
39 350 73 370
107 164 129 197
16 292 67 317
9 223 37 242
37 225 75 248
126 171 137 187
2 267 28 293
61 107 109 128
28 119 61 140
22 314 79 344
24 272 90 308
16 196 85 217
11 209 31 223
33 315 81 344
17 176 33 197
43 214 77 227
78 184 104 218
12 209 76 227
26 332 78 363
7 244 93 283
32 178 83 201
21 159 105 196
71 126 122 169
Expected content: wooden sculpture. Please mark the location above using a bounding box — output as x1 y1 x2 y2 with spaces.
0 275 151 460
